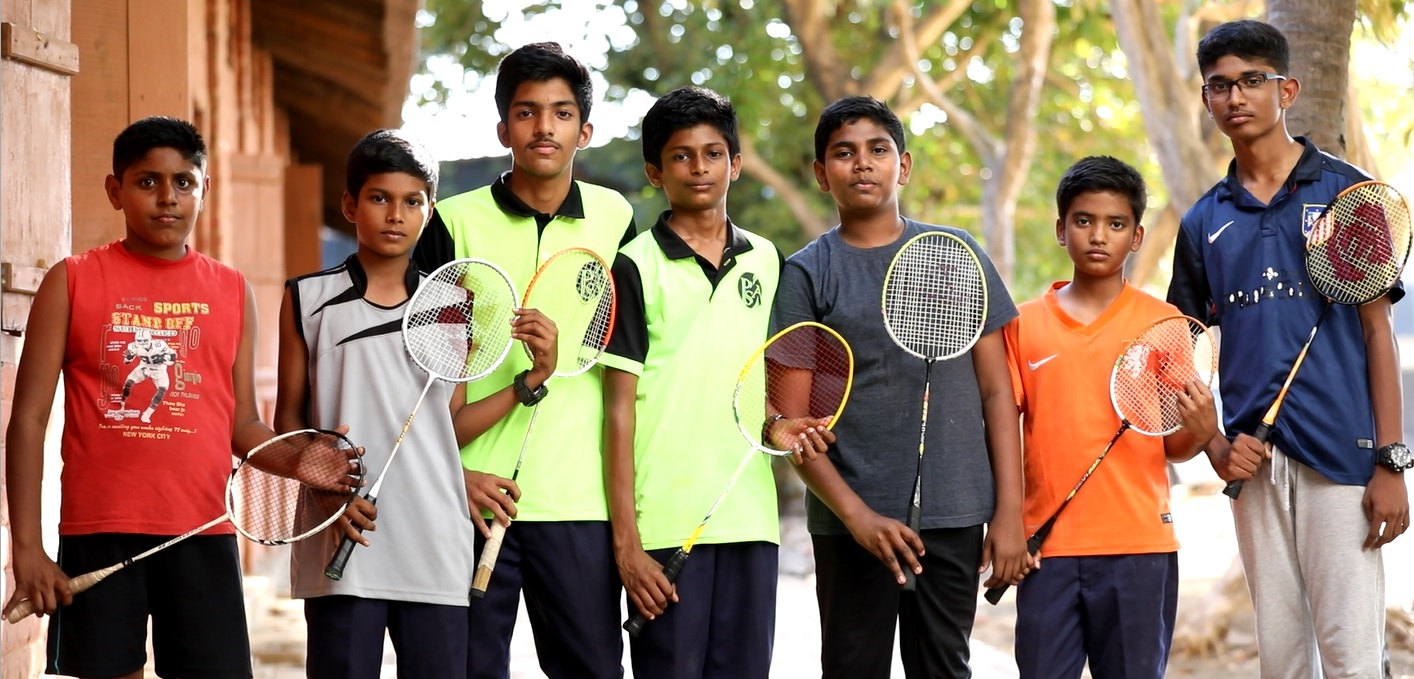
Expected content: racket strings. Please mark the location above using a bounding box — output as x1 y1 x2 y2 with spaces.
1110 317 1216 436
525 252 615 377
735 324 853 452
1307 184 1412 304
883 238 986 360
406 262 517 381
229 432 361 544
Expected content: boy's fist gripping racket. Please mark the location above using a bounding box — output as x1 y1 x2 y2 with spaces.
984 315 1217 604
622 321 855 637
6 429 364 623
324 258 517 580
471 248 615 597
1223 181 1411 499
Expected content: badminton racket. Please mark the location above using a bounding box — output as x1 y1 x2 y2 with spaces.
984 315 1217 604
882 230 988 591
623 321 855 636
5 428 363 623
1223 181 1410 498
324 258 517 580
471 247 615 597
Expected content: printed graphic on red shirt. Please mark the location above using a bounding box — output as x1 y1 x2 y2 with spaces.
98 300 212 427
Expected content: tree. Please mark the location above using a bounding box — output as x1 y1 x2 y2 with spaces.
1269 0 1360 156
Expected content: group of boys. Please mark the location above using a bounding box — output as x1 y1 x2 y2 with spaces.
3 18 1406 679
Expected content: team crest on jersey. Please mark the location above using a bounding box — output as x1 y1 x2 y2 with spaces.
738 272 763 308
576 261 606 302
1301 204 1325 238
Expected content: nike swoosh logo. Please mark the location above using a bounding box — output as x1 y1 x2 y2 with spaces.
1028 355 1058 371
1208 220 1235 243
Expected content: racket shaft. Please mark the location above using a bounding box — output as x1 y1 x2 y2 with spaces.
470 400 545 597
1223 307 1327 500
901 369 932 592
623 549 691 637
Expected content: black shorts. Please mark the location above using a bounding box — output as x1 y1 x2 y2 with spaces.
46 533 252 679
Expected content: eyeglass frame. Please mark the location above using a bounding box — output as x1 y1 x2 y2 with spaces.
1201 72 1289 100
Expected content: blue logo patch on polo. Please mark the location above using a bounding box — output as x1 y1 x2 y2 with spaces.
1301 204 1325 237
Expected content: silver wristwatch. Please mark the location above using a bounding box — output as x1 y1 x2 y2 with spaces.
1376 442 1413 473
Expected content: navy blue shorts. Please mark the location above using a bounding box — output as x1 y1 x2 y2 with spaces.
1014 552 1178 679
630 541 777 678
46 533 251 679
305 595 467 679
467 520 622 679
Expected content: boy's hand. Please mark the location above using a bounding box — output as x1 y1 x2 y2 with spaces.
336 495 377 547
842 509 925 585
980 512 1034 588
1363 467 1409 549
513 308 558 386
616 547 678 620
465 470 519 538
3 547 72 619
1177 380 1218 443
766 417 835 464
1209 433 1267 482
293 425 365 494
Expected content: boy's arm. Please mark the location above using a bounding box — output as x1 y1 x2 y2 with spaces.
273 286 310 433
1359 296 1408 548
1164 380 1218 462
2 264 74 617
973 331 1031 587
604 367 677 618
232 279 277 456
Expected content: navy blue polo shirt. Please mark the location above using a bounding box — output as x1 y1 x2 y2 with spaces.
1167 138 1404 486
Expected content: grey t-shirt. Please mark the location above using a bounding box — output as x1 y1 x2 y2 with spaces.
772 219 1018 535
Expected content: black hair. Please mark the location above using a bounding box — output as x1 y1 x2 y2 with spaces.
345 129 439 199
813 96 906 162
494 42 594 123
1197 20 1290 76
1055 156 1148 223
112 116 208 178
640 86 740 169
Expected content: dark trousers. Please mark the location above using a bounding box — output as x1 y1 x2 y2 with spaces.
814 525 984 679
1013 552 1178 679
306 595 467 679
630 541 778 679
467 521 623 679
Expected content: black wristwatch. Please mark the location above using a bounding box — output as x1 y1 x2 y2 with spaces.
1376 442 1412 473
513 370 549 407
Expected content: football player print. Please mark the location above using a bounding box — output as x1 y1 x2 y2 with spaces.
115 328 177 423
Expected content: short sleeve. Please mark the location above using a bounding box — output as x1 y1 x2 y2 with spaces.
600 253 648 376
1166 221 1214 325
413 209 455 273
965 234 1018 335
771 259 818 334
1002 317 1025 410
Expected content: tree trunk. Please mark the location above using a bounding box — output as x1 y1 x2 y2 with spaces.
1268 0 1359 158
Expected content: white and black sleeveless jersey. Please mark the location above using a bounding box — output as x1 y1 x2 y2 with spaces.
287 256 476 606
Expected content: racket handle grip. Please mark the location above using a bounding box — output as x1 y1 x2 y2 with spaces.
982 531 1045 606
900 505 921 592
623 548 690 638
324 496 376 581
5 564 121 624
1222 423 1273 500
471 520 511 598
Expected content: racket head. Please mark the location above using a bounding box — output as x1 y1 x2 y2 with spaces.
1306 180 1412 305
522 247 616 377
404 258 518 382
1109 315 1217 437
881 231 988 361
733 321 855 455
227 429 364 545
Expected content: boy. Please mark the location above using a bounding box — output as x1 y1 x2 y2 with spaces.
275 129 558 677
771 95 1032 678
1167 20 1407 677
601 86 828 678
1004 156 1216 679
1 116 341 678
411 42 635 679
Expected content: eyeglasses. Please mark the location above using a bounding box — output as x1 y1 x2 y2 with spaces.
1202 73 1288 100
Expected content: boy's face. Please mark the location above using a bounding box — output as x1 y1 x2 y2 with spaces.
1056 190 1143 279
497 78 592 180
813 118 911 217
645 124 742 214
342 172 433 260
1201 55 1298 144
105 147 207 256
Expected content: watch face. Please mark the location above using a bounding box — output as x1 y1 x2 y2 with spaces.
1384 444 1413 470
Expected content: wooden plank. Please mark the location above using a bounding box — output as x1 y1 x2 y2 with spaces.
1 264 46 295
71 0 130 256
1 22 79 75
